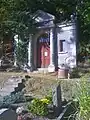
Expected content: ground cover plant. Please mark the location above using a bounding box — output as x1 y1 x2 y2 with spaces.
76 74 90 120
0 92 26 108
68 74 90 120
28 91 52 116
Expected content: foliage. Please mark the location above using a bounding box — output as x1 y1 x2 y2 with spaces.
28 98 48 116
0 0 90 62
0 92 26 108
45 90 53 104
15 38 28 66
0 0 36 41
28 93 52 116
3 92 26 104
70 68 80 78
75 75 90 120
77 0 90 60
0 0 78 39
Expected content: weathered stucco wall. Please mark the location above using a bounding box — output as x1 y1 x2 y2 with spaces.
57 23 77 68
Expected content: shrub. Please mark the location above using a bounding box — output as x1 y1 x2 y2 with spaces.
45 90 53 104
70 68 80 78
28 96 52 116
2 92 26 106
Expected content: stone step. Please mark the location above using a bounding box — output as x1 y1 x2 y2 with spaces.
5 81 22 85
34 68 48 74
0 76 24 97
0 86 15 91
5 82 20 87
0 90 16 97
0 84 18 89
5 78 22 84
0 91 12 97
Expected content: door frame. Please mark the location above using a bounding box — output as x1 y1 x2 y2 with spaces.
36 35 50 68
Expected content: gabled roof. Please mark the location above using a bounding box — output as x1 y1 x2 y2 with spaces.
33 10 55 23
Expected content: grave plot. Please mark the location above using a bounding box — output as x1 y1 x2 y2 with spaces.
0 108 17 120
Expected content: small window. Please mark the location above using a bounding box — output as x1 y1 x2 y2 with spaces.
59 40 66 52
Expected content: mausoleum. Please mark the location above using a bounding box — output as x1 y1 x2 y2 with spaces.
14 10 77 72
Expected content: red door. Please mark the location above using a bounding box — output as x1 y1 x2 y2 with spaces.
37 42 50 68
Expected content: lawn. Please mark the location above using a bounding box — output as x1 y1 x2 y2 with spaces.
24 72 79 100
0 71 79 100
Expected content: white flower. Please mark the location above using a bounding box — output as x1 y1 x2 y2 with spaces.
16 106 24 114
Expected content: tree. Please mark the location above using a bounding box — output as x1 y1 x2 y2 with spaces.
76 0 90 61
0 0 78 38
0 0 90 63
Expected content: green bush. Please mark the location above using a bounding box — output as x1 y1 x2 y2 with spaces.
28 96 52 116
70 68 80 78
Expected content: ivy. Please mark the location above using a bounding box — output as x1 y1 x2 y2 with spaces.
0 92 26 108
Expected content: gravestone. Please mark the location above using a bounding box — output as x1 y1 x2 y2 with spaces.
0 108 17 120
52 84 62 117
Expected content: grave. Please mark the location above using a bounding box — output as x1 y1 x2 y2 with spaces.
0 108 17 120
52 84 62 117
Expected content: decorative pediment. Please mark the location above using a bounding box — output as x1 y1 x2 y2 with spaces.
33 10 55 23
33 10 55 28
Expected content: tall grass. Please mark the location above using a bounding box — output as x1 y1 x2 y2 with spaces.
75 74 90 120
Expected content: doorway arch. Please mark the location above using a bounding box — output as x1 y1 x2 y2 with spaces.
37 33 50 68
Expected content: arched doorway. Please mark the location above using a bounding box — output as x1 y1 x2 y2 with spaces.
37 33 50 68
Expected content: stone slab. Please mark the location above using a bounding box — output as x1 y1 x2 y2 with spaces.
0 108 17 120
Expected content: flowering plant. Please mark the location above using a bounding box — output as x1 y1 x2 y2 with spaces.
40 98 50 104
28 96 52 116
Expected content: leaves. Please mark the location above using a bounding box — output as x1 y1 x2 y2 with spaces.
76 75 90 120
0 0 78 38
0 0 90 60
28 98 49 116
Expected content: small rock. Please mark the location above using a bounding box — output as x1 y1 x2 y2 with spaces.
22 113 32 120
17 112 33 120
16 106 24 115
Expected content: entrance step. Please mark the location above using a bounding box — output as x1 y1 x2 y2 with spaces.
34 68 48 73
